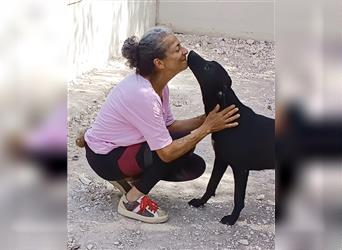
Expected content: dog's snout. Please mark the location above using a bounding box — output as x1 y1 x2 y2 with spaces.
187 50 201 68
188 50 198 59
188 50 195 56
187 50 194 67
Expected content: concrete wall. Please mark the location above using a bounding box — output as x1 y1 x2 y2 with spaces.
157 0 274 41
67 0 274 79
67 0 156 80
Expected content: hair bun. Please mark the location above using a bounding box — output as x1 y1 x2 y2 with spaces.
121 36 139 68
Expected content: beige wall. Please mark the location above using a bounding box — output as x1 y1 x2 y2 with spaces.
67 0 156 80
68 0 274 79
157 0 274 41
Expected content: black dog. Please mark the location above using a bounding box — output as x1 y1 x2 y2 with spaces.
187 50 275 225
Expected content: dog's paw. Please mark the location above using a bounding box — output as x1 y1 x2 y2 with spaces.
188 198 205 208
220 215 238 225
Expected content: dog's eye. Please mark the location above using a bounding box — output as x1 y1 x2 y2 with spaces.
204 65 210 71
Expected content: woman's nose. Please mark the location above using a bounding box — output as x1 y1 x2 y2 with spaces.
182 47 188 55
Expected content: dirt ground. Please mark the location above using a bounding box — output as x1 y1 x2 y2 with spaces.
68 34 275 250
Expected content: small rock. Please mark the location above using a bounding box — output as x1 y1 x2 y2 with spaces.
247 39 255 45
195 43 201 48
256 194 265 200
238 239 249 245
86 244 94 249
70 244 81 250
214 48 225 54
79 175 92 185
72 155 79 161
113 241 120 245
68 237 81 250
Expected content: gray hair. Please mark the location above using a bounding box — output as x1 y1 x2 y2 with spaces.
121 26 173 76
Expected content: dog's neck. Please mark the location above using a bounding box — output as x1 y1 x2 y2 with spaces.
223 87 244 109
204 86 243 114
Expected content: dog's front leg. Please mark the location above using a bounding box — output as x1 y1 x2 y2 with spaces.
221 168 249 225
189 157 228 208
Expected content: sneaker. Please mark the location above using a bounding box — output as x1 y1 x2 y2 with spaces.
118 195 168 223
109 179 132 194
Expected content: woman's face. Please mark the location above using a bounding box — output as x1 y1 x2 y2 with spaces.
160 34 188 74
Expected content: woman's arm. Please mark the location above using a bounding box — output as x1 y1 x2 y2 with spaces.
156 104 239 163
167 114 206 134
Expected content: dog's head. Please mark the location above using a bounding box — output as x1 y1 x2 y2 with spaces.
188 50 232 113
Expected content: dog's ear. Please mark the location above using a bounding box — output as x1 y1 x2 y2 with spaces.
217 91 227 108
225 75 232 88
218 84 230 108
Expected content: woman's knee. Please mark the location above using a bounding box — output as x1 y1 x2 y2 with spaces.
193 154 206 176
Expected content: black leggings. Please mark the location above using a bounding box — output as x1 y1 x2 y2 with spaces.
85 133 206 194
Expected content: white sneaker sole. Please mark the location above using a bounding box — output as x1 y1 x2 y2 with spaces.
118 200 168 224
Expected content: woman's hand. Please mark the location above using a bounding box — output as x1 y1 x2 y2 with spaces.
201 104 240 133
157 104 239 163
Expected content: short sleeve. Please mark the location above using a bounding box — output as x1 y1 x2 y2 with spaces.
122 93 172 151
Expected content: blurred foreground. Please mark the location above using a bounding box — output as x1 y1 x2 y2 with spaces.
276 0 342 249
0 0 67 249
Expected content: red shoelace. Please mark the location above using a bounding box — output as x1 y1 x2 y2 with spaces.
139 196 159 213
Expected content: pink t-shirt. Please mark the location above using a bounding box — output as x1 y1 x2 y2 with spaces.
85 73 174 154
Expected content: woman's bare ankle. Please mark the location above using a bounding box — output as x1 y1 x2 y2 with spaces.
126 186 144 202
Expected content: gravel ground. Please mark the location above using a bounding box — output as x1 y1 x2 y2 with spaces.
68 33 275 250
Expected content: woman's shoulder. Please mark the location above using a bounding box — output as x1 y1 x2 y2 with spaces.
117 73 148 90
112 73 160 105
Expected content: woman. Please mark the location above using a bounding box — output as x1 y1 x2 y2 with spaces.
78 26 240 223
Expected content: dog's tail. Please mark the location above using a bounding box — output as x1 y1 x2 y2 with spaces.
76 129 86 148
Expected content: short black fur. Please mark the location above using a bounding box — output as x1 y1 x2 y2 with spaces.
187 50 275 225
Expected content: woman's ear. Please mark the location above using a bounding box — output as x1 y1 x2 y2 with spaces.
153 58 165 70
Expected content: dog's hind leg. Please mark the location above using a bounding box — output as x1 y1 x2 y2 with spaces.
221 168 249 225
188 158 228 208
